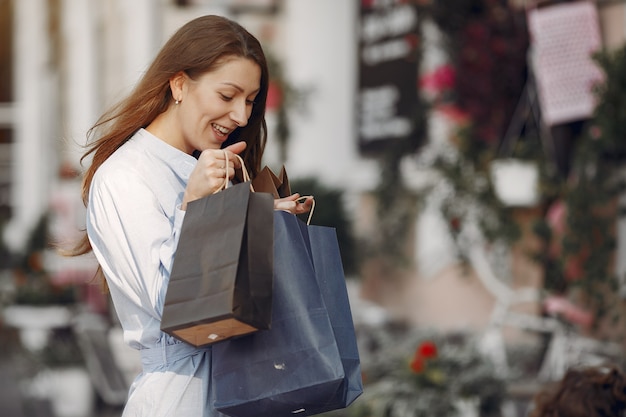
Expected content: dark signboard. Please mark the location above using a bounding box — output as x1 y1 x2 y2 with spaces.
357 0 421 155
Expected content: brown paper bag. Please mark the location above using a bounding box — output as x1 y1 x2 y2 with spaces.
252 165 291 198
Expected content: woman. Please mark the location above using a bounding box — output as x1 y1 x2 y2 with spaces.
73 15 312 416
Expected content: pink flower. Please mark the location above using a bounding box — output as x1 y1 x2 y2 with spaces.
543 295 594 328
437 104 471 125
546 200 567 236
420 64 456 95
545 200 567 258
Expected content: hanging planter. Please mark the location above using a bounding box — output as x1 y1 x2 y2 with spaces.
489 158 539 207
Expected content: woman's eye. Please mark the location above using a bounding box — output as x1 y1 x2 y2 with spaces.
220 94 233 101
246 100 255 106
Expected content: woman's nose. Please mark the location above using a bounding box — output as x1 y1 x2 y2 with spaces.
230 101 249 127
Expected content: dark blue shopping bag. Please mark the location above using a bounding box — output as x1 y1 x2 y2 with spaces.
211 210 362 417
308 224 363 407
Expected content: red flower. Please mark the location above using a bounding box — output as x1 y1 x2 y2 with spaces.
410 356 425 373
410 341 438 374
418 341 438 359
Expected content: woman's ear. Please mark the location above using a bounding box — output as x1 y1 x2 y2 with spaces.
169 71 186 103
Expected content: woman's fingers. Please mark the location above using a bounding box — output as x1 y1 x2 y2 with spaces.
224 141 247 156
182 144 246 210
295 196 314 214
273 194 314 214
273 199 296 212
199 149 238 180
223 141 246 170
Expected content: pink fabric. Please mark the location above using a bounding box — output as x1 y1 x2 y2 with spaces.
528 1 604 125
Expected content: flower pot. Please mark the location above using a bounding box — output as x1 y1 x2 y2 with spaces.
454 397 479 417
3 304 72 352
490 159 539 207
48 367 94 417
27 367 94 417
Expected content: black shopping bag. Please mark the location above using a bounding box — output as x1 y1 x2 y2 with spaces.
160 181 274 347
211 210 345 417
308 224 363 408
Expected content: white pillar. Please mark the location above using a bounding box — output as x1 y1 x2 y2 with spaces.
4 0 56 253
61 0 99 170
282 0 378 191
119 0 161 90
100 0 160 108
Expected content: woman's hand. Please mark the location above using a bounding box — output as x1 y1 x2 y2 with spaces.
182 142 246 210
274 193 314 215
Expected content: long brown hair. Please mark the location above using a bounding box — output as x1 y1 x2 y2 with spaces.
71 15 269 258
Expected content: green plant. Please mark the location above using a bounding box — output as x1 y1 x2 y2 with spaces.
342 330 506 417
265 51 311 165
589 45 626 159
40 328 85 368
368 146 423 272
9 214 77 306
417 2 531 262
531 43 626 329
421 4 626 333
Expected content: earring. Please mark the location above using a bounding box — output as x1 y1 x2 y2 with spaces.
175 99 180 105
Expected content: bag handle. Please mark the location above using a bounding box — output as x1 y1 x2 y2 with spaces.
221 151 315 224
220 150 254 192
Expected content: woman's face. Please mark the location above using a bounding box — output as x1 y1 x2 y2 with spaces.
173 56 261 154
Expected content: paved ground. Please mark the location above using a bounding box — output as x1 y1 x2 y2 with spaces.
0 361 28 417
0 324 124 417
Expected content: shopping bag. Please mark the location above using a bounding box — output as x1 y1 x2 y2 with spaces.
308 224 363 407
242 164 362 408
211 210 346 417
251 165 291 198
161 177 275 347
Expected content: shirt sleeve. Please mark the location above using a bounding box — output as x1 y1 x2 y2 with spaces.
86 166 185 320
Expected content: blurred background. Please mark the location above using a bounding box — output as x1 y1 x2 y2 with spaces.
1 0 626 416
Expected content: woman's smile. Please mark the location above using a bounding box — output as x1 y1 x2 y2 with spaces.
211 122 233 138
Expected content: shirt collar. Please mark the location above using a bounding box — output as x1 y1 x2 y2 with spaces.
134 128 197 176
